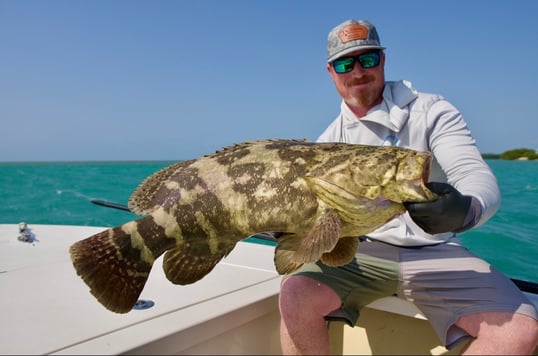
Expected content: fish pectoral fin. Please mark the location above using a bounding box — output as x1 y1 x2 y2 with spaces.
274 210 341 275
273 235 305 275
320 236 359 267
296 209 342 262
163 241 237 285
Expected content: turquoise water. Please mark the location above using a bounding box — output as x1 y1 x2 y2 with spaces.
458 160 538 282
0 160 536 281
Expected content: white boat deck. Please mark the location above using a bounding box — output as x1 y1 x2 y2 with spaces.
2 224 536 355
0 224 282 355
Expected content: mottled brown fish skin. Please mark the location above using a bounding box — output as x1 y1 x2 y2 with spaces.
69 139 436 313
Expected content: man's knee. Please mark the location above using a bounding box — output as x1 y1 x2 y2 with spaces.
279 275 341 319
456 312 538 349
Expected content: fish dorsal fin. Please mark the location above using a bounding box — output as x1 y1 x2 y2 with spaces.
320 236 358 267
162 241 236 285
274 209 341 274
128 139 315 216
128 160 196 216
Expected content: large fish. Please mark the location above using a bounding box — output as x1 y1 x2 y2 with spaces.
69 139 437 313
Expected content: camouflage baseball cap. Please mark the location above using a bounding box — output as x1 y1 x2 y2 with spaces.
327 19 385 62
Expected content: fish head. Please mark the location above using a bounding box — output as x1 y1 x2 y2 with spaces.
348 146 437 203
380 148 437 203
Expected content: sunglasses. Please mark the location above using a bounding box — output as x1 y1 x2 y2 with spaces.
331 51 382 74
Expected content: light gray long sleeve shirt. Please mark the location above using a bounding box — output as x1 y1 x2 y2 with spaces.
317 80 500 246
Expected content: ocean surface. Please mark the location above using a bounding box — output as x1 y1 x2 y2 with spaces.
1 159 536 282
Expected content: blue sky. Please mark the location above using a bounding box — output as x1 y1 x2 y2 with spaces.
1 0 537 161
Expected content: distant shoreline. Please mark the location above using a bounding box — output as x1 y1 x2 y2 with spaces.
483 148 538 160
1 149 537 164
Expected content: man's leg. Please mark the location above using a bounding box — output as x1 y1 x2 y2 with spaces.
456 312 538 355
279 275 342 355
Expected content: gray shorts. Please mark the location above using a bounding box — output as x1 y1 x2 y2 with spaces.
291 237 538 348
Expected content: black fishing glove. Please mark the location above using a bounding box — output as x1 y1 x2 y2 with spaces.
404 182 472 234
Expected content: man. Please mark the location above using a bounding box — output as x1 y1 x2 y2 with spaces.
279 19 538 355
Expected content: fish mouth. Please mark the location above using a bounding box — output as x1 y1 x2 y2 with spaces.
407 152 437 202
423 154 431 184
385 151 438 203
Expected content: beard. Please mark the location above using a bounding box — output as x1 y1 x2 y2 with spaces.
336 74 384 109
343 88 380 107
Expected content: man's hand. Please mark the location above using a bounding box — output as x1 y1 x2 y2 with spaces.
404 182 472 234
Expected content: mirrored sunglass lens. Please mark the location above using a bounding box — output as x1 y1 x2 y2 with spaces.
358 52 380 68
333 57 354 73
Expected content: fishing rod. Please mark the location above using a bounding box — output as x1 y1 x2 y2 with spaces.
91 199 131 212
90 199 538 295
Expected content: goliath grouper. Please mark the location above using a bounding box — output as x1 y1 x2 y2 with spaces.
69 139 437 313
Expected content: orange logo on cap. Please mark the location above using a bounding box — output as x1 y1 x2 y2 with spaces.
339 24 368 43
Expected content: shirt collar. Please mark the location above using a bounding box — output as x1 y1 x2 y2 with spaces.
342 80 418 132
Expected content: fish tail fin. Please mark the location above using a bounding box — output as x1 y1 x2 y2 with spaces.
69 224 154 313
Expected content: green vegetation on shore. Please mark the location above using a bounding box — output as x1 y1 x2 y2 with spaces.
482 148 538 160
